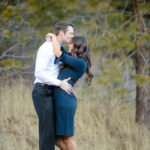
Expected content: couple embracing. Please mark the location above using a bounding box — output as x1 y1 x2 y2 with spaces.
32 22 93 150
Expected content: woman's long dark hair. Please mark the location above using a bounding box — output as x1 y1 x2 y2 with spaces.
69 36 93 85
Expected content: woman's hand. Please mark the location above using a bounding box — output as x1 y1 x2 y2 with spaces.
45 33 57 42
45 33 62 57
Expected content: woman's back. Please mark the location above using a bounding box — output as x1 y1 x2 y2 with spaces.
57 57 87 87
54 52 87 136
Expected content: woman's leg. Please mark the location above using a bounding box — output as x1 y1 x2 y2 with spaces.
63 136 78 150
55 135 67 150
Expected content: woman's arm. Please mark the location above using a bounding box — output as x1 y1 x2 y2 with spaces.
45 33 62 57
57 52 87 73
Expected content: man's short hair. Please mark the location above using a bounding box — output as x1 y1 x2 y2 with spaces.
54 22 74 35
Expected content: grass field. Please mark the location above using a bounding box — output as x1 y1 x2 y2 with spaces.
0 81 150 150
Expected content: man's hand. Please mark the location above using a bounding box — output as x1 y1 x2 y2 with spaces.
59 77 72 94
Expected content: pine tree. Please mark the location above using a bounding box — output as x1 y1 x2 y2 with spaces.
133 0 150 127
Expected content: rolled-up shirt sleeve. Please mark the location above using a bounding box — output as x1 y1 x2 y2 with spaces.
35 42 61 86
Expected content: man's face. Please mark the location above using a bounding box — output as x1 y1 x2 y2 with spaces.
68 40 73 53
62 26 74 44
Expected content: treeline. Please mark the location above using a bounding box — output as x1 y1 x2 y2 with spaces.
0 0 150 125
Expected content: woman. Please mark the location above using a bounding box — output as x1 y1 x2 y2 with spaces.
47 34 93 150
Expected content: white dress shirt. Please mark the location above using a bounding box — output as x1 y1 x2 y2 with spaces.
34 41 61 86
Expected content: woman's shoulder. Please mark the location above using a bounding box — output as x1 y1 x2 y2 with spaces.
77 58 87 70
80 58 87 65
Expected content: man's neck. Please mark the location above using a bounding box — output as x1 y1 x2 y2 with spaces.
56 36 62 46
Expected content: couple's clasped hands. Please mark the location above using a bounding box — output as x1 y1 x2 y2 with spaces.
46 33 72 94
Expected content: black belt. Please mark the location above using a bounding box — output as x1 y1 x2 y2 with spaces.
35 83 54 89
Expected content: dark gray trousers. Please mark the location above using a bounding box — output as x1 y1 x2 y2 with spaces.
32 83 55 150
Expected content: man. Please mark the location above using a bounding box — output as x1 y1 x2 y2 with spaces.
32 22 74 150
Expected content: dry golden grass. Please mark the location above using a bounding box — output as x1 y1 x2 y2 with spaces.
0 81 150 150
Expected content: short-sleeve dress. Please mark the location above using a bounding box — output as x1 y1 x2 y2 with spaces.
54 47 87 136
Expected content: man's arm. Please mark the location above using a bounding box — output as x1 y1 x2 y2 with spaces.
35 42 72 94
35 42 60 86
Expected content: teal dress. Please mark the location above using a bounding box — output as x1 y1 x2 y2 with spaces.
54 47 87 136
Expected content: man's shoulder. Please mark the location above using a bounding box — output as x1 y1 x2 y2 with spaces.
39 41 52 50
37 41 53 55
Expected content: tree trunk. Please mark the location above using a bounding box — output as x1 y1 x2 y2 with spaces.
133 0 150 126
